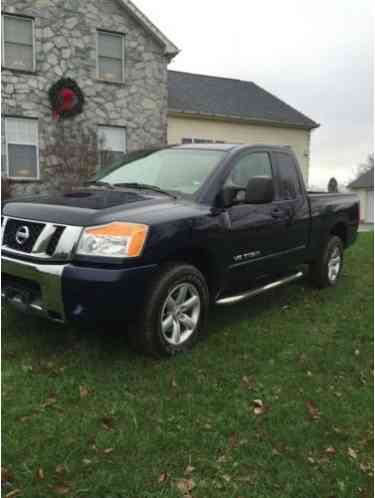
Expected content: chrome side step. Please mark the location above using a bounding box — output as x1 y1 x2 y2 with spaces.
216 271 304 306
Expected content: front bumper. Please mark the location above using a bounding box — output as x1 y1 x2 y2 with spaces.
2 255 158 323
2 256 66 322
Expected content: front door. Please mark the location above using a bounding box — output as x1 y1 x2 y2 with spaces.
221 151 291 293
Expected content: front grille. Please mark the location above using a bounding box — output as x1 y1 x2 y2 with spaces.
3 219 45 253
46 226 66 255
2 217 81 261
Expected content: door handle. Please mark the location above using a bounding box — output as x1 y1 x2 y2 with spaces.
271 208 284 219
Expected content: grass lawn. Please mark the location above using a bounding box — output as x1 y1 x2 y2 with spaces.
2 234 374 498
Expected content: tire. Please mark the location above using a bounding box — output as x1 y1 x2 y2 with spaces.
129 263 210 357
309 235 344 289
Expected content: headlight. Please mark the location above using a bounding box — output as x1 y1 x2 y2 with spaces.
76 222 149 258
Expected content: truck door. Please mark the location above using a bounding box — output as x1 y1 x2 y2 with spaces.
271 151 310 266
222 150 290 292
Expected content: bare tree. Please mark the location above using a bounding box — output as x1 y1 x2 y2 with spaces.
1 176 12 200
354 153 374 179
44 123 99 191
44 123 119 192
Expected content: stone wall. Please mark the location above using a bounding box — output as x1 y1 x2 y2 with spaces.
2 0 169 195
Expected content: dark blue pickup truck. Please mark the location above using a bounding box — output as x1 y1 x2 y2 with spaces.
2 144 359 356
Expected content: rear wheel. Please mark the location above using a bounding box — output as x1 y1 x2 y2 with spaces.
129 263 209 357
309 235 344 288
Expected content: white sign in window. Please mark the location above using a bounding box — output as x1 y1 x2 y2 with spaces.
4 117 39 179
97 30 125 82
2 14 35 72
98 126 127 168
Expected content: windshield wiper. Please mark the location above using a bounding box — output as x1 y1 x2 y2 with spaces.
85 180 115 189
113 183 178 199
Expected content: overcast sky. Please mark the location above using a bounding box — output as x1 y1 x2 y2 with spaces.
135 0 373 187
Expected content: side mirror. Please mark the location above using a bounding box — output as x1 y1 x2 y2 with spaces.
220 187 238 208
246 176 274 204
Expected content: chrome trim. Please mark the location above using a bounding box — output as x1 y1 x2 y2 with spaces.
2 256 67 322
216 271 304 306
1 216 82 261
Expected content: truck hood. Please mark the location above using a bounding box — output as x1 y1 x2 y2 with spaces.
2 188 208 226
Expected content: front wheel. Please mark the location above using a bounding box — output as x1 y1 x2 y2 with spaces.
309 235 344 288
129 263 210 357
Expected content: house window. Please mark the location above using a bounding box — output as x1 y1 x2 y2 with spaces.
2 14 35 72
98 126 127 168
182 138 226 145
4 117 39 179
97 30 125 82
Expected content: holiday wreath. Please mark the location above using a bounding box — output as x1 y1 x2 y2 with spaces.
48 78 85 120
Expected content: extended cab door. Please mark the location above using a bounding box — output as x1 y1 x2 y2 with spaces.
271 150 310 265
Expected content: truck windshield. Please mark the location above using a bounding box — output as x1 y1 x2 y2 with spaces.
97 148 226 196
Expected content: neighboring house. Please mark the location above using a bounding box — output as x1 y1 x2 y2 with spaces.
348 168 374 224
1 0 319 196
1 0 178 195
167 71 319 181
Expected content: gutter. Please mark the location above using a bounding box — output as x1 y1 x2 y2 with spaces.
168 109 320 131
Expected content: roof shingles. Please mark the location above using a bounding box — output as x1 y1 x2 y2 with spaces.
168 71 319 130
348 168 374 189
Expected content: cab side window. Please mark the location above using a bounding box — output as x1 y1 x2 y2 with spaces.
225 152 272 189
276 153 303 200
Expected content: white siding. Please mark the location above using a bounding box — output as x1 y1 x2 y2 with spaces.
168 115 312 182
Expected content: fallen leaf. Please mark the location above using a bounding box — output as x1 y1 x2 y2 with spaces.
53 484 70 495
242 375 256 389
41 395 57 408
19 416 33 423
102 416 114 431
5 490 21 498
253 399 267 415
79 386 90 398
325 447 337 455
348 447 358 459
1 467 13 484
359 462 372 475
36 467 45 480
184 465 195 474
306 400 320 420
55 464 66 475
237 476 253 483
229 432 238 448
175 478 194 495
158 472 169 483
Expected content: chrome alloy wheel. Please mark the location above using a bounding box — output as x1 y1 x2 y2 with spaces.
161 283 201 346
327 246 342 283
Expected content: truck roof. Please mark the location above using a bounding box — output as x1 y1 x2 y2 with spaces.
173 143 293 152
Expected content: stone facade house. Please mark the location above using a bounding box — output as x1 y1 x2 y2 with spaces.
1 0 178 195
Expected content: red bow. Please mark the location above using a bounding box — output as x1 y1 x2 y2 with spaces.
52 88 78 120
